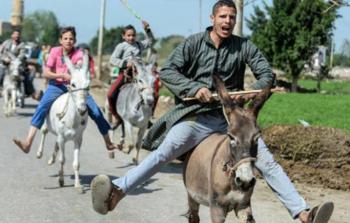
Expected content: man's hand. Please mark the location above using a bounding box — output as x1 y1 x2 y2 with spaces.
60 73 71 81
195 88 214 103
142 20 150 30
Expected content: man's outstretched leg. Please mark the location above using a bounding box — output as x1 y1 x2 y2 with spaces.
255 138 334 223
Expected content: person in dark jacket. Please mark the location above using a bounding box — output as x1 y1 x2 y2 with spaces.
90 1 334 222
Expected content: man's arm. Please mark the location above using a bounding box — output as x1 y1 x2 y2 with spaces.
109 44 127 68
243 40 275 90
160 38 207 100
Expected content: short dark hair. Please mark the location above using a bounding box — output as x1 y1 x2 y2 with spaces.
212 0 236 15
122 25 136 35
60 26 76 39
12 28 21 34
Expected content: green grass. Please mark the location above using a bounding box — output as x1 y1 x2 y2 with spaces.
298 79 350 94
258 93 350 132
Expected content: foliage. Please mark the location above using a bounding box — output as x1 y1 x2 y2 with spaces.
21 10 60 46
333 39 350 66
156 35 185 66
246 0 338 91
0 31 12 43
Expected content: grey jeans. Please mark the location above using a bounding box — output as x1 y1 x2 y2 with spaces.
113 112 308 218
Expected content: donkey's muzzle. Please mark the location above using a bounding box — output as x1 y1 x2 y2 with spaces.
235 176 256 191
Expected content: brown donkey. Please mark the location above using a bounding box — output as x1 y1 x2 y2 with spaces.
183 75 271 223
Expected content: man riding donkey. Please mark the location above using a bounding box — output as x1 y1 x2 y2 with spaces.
13 26 116 155
107 20 155 130
0 29 42 100
91 1 334 222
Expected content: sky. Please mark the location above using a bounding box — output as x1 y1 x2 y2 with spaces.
0 0 349 52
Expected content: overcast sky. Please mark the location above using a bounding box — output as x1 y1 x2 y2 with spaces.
0 0 349 52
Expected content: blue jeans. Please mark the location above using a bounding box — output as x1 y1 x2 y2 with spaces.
31 83 110 135
113 112 308 218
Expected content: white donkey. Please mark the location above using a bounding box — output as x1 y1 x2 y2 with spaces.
2 52 24 116
113 58 155 164
36 52 91 193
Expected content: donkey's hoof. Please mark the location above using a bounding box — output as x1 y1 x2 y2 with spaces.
132 158 138 165
47 158 55 165
59 178 64 187
108 151 115 159
76 185 84 194
36 151 43 159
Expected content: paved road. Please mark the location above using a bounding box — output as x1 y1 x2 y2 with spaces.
0 81 349 223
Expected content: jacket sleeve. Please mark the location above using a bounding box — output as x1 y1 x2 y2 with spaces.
140 28 155 50
243 40 275 89
160 38 207 99
109 43 127 68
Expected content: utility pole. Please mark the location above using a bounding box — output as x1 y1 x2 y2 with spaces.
233 0 243 37
97 0 106 80
199 0 202 32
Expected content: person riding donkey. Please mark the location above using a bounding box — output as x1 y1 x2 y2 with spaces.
90 1 334 223
0 29 42 100
13 26 116 154
107 20 155 130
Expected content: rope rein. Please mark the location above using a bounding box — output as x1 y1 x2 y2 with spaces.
56 86 89 120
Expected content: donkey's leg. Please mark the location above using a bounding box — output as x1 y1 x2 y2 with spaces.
210 204 227 223
37 124 48 159
3 90 9 116
124 121 134 154
73 137 83 193
236 206 255 223
119 122 125 150
57 137 65 187
187 194 200 223
10 88 16 114
133 126 147 164
48 142 59 165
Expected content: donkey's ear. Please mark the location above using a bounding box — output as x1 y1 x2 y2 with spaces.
82 50 89 74
213 74 232 106
63 53 75 74
247 87 272 118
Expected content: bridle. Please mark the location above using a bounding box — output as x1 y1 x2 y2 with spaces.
56 85 89 119
222 132 257 178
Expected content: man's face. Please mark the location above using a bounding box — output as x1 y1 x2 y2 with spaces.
59 31 76 52
211 6 236 39
11 31 21 42
123 29 136 44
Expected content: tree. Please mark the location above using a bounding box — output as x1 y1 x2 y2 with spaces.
22 10 60 46
246 0 338 91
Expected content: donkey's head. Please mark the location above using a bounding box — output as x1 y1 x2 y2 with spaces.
64 51 91 115
131 57 155 107
213 74 271 191
7 52 23 78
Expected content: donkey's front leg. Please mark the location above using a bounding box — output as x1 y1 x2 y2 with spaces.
133 126 147 164
10 88 16 114
124 121 134 155
57 137 65 187
73 136 83 193
236 205 255 223
210 204 227 223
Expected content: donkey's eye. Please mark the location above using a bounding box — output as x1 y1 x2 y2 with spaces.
253 133 261 143
71 83 76 88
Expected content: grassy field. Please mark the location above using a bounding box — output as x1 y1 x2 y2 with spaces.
159 79 350 133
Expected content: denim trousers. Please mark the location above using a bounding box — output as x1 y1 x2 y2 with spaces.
113 112 308 218
31 83 110 135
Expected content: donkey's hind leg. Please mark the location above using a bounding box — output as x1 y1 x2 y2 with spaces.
37 124 49 159
187 195 200 223
48 142 59 165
